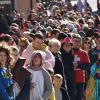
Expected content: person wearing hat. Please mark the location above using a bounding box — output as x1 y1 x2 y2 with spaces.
60 37 75 100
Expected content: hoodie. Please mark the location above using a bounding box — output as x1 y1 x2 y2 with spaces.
28 50 52 100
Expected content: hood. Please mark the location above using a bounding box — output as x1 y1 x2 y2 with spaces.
29 50 46 70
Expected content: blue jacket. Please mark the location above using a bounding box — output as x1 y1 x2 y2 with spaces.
0 67 14 100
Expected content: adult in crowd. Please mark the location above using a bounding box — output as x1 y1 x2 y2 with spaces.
72 34 90 100
22 33 55 70
0 44 15 100
19 37 29 56
11 46 31 100
48 38 70 100
60 37 75 100
89 34 100 65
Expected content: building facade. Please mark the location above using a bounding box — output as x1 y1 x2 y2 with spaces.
0 0 36 14
0 0 12 13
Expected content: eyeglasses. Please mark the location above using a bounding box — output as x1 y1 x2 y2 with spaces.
84 42 91 44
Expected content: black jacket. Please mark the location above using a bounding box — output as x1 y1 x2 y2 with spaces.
60 48 75 100
52 52 70 100
12 58 31 100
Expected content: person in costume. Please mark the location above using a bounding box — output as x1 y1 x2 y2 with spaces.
90 50 100 100
28 50 52 100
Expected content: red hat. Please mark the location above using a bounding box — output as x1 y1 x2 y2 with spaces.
63 37 73 44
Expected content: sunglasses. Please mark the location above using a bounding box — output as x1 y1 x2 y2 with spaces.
84 42 91 44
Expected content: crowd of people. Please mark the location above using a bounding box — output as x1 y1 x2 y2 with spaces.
0 0 100 100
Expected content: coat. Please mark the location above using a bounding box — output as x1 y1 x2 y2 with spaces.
0 67 14 100
22 44 55 70
28 51 53 100
28 68 53 100
60 48 75 100
12 58 31 100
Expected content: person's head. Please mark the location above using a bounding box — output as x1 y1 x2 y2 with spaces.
30 50 45 70
32 33 44 50
24 21 32 28
50 29 60 39
81 37 92 51
93 50 100 60
62 37 73 52
58 32 68 44
78 18 85 26
87 19 94 28
48 38 61 54
53 74 63 88
0 44 12 67
16 13 21 19
95 34 100 48
10 46 19 63
98 52 100 60
72 34 82 49
19 37 29 51
0 34 14 46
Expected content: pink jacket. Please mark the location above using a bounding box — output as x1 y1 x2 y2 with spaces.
22 44 55 70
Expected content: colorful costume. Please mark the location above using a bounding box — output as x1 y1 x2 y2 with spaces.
91 61 100 100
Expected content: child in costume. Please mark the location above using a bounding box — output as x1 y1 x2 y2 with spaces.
0 44 15 100
28 50 52 100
